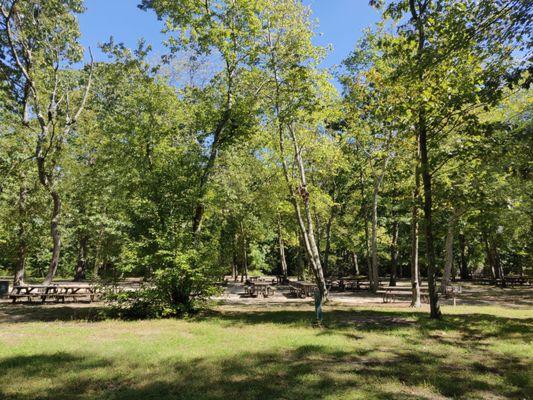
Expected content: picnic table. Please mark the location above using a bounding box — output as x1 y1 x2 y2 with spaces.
340 275 369 291
327 275 371 291
289 281 316 298
443 285 462 306
10 284 100 303
505 276 531 286
245 281 276 298
382 286 429 304
381 285 461 305
471 275 500 285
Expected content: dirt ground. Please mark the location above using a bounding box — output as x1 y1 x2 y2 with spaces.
1 279 531 324
213 280 533 308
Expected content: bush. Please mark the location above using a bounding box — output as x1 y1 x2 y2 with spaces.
105 252 222 319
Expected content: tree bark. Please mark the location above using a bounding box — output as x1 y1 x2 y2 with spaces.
490 239 504 285
483 233 495 279
93 222 105 278
192 113 229 236
370 180 380 292
441 226 453 294
364 207 371 281
410 147 422 308
484 233 505 287
266 25 327 301
43 190 61 285
240 221 248 281
389 220 399 286
297 239 305 280
232 232 238 281
459 233 469 280
323 207 335 277
278 220 288 278
14 184 28 286
74 234 88 281
281 125 328 300
440 214 455 293
352 252 360 275
410 0 441 318
292 143 328 297
419 117 441 318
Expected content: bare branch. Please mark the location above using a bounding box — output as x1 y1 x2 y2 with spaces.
70 47 94 124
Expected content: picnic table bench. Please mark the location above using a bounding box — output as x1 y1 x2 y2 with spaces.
10 284 100 303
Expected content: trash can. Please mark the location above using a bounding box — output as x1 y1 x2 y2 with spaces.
0 280 10 297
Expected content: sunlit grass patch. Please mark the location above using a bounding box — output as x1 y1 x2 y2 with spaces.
0 304 531 399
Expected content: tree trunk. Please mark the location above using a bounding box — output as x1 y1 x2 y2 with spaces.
278 220 288 278
323 208 335 277
43 190 61 285
93 222 105 278
483 233 496 279
410 150 422 308
278 124 328 301
297 240 305 280
389 220 399 286
484 233 505 287
232 233 238 281
419 119 441 318
352 252 359 275
441 216 455 293
14 184 28 286
410 0 441 319
370 180 380 292
459 233 469 280
192 99 232 236
267 28 326 301
491 239 505 286
240 221 248 281
74 234 88 281
364 204 371 280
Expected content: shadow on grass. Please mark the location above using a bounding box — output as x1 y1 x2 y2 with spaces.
0 303 105 323
0 343 530 400
199 308 533 343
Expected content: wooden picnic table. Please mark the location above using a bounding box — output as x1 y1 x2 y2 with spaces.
381 286 429 303
472 276 498 285
505 276 531 286
327 275 369 291
340 275 368 290
10 284 99 303
289 281 316 297
250 281 275 298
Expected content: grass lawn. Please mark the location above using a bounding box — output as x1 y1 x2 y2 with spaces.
0 304 531 400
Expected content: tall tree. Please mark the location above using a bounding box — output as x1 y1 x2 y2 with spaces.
141 0 268 237
371 0 530 317
1 0 93 284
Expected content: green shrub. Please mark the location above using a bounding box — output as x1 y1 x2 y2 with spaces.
105 252 222 319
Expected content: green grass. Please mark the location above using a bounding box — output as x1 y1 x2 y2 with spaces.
0 304 531 400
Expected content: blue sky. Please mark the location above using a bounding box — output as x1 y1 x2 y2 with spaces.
78 0 380 71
